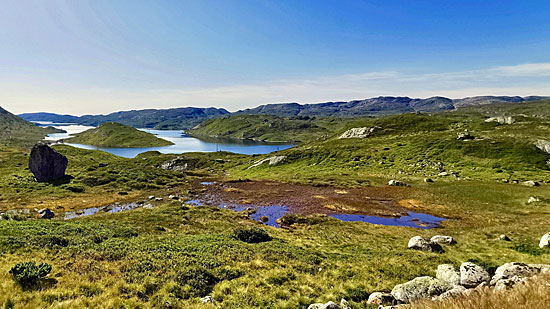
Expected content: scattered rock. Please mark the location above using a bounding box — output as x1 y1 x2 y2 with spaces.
155 197 163 202
407 236 443 253
169 195 179 200
37 208 55 219
248 156 287 169
522 180 539 187
438 172 449 177
499 234 511 241
367 292 395 306
117 191 128 196
200 296 215 304
307 301 340 309
430 235 456 245
98 163 108 168
527 196 541 204
28 144 68 182
485 116 515 124
460 262 490 288
456 130 474 140
148 195 155 200
388 180 408 187
424 178 434 183
539 233 550 249
436 264 460 288
338 127 379 139
391 276 446 304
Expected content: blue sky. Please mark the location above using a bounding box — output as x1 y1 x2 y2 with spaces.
1 0 550 115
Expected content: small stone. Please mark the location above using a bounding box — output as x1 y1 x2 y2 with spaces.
260 216 269 222
499 234 511 241
200 296 215 304
438 172 449 177
522 181 539 187
424 178 434 183
37 208 55 219
408 236 443 253
148 195 155 200
155 197 163 201
528 197 541 204
367 292 395 306
430 235 456 245
340 298 351 309
388 180 408 187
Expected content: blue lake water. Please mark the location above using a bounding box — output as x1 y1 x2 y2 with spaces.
39 122 294 158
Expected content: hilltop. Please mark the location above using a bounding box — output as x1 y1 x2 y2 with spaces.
0 106 62 147
64 122 174 148
20 107 230 130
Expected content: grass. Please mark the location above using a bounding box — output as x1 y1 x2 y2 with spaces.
64 122 174 147
1 101 550 307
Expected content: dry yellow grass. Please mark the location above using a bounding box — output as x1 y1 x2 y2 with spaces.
412 274 550 309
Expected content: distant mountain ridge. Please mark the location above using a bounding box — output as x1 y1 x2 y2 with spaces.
18 96 550 128
20 107 230 130
236 96 550 117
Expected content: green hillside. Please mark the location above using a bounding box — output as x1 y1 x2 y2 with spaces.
0 106 60 147
187 114 346 143
64 122 174 147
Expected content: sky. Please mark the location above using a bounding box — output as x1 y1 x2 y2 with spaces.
1 0 550 115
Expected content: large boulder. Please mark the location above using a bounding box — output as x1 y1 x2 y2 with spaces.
490 262 539 286
391 276 446 303
159 156 194 172
248 156 287 169
436 264 460 288
28 144 68 182
539 233 550 248
535 140 550 154
407 236 443 253
460 262 490 288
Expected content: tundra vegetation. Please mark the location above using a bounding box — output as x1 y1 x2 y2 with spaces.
1 101 550 308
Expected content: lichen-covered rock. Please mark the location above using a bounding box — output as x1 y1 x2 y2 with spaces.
539 233 550 248
367 292 395 306
408 236 443 253
490 262 539 286
391 276 446 303
436 264 460 287
434 285 468 300
494 276 527 291
430 235 456 245
460 262 490 288
339 298 351 309
28 144 68 182
535 140 550 154
159 156 194 171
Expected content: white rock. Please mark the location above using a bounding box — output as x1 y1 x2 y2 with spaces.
436 264 460 287
408 236 443 252
200 296 215 304
338 127 378 139
539 233 550 249
248 156 287 169
430 235 455 245
388 180 408 187
527 196 541 204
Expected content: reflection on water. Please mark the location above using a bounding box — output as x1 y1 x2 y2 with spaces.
64 202 147 220
38 122 294 158
330 211 445 229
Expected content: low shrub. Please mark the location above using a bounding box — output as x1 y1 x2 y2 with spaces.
231 228 272 244
9 262 52 289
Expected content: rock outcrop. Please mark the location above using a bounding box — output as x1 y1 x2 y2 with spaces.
248 156 286 169
338 127 378 139
485 116 515 124
535 140 550 154
28 144 68 182
159 156 195 172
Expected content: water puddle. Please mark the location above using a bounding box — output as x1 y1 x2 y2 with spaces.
64 202 151 220
200 182 215 186
330 211 444 229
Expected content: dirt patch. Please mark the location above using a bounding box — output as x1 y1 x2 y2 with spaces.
192 180 417 217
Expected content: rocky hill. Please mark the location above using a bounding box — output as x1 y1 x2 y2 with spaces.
63 122 174 148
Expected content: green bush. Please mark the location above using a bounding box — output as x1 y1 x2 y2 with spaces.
175 267 217 298
9 262 52 288
231 228 272 244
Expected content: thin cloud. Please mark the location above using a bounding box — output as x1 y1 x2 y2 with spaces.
2 63 550 115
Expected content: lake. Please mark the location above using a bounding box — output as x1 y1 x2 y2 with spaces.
37 122 294 158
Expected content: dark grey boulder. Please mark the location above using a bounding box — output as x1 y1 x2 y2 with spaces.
28 144 68 182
